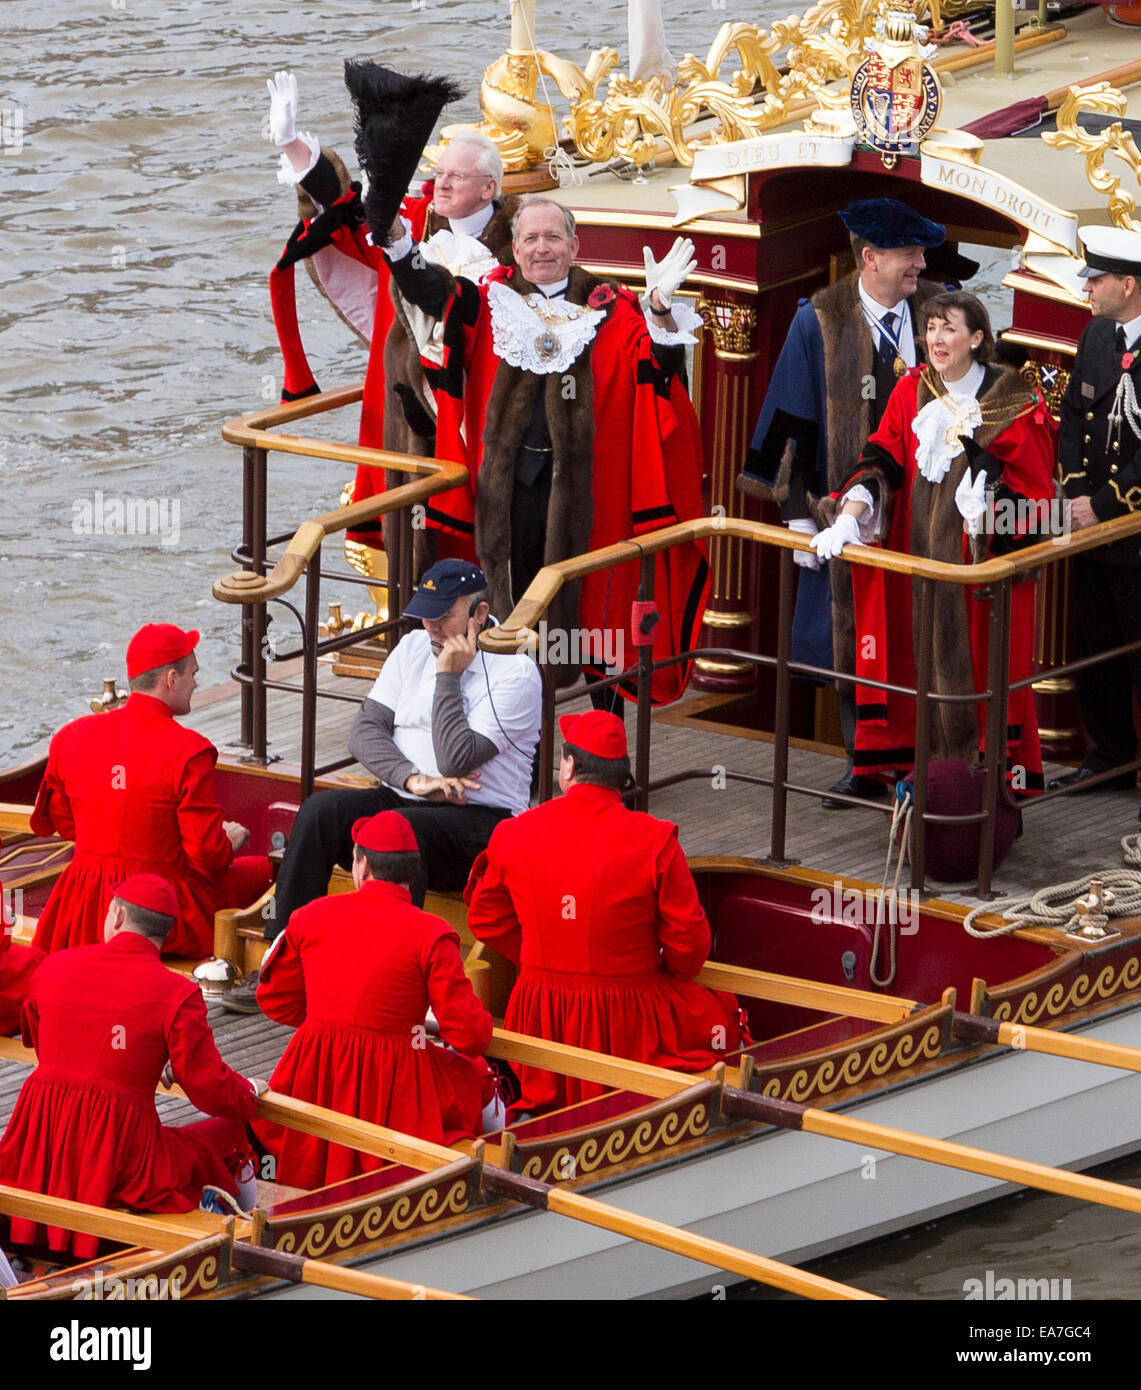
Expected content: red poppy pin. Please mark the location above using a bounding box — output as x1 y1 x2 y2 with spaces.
587 285 616 309
1124 351 1135 370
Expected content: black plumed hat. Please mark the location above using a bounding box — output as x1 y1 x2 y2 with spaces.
344 60 465 245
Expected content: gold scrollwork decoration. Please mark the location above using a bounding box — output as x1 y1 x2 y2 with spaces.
1019 361 1069 420
274 1179 470 1260
1042 83 1141 232
565 0 892 169
520 1102 709 1184
993 956 1141 1025
699 298 757 355
759 1024 943 1103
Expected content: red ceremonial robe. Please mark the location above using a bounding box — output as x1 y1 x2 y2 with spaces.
31 692 264 958
0 875 43 1036
430 269 709 704
252 878 493 1188
0 932 256 1258
844 368 1058 787
465 783 741 1112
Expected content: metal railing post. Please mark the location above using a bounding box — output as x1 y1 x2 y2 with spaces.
635 553 656 813
768 545 796 864
977 578 1012 897
910 578 935 894
538 660 557 803
238 444 256 749
300 546 322 801
250 446 269 764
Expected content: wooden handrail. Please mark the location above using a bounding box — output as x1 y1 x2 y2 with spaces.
479 510 1141 655
214 384 469 606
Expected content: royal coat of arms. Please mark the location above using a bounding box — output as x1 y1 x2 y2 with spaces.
851 2 942 167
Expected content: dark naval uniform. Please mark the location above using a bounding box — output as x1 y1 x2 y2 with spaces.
1059 317 1141 775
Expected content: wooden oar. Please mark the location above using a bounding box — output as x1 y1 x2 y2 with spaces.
480 1165 877 1300
951 1011 1141 1075
697 960 1141 1078
253 1080 876 1298
696 961 919 1023
228 1242 469 1301
0 1183 232 1254
721 1087 1141 1217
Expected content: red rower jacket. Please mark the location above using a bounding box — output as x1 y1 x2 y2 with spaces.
253 877 493 1187
0 931 256 1258
465 782 740 1111
31 692 235 958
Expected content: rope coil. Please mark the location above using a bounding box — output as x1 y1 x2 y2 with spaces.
963 867 1141 938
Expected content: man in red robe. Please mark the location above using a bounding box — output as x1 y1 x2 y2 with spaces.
384 197 710 703
252 812 495 1188
0 866 43 1036
0 874 264 1259
264 68 516 570
31 624 270 958
465 711 741 1113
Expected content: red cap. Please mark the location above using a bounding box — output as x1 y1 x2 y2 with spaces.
558 710 627 760
351 812 420 854
111 873 179 920
126 624 200 679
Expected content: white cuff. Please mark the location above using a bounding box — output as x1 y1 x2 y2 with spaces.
843 483 880 541
645 298 702 346
383 218 415 262
786 517 819 538
275 132 320 189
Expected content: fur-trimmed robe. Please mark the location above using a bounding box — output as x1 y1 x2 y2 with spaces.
419 263 709 700
269 150 517 565
737 272 943 678
838 364 1057 784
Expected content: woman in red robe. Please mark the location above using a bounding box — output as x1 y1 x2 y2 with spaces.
252 812 494 1189
465 711 741 1114
811 291 1059 792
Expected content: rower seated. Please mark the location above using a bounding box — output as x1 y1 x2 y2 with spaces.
464 711 743 1114
0 875 265 1259
252 812 497 1189
31 623 271 959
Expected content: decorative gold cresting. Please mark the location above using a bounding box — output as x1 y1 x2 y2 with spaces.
563 0 907 169
700 298 757 357
1042 84 1141 232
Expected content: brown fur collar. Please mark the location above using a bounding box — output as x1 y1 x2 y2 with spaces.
475 266 615 669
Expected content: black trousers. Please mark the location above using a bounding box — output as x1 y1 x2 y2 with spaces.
1072 555 1141 770
510 465 552 607
268 787 512 940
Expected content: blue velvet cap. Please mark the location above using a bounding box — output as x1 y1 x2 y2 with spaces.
838 198 945 250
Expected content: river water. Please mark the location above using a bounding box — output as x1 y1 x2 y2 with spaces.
4 0 1130 1309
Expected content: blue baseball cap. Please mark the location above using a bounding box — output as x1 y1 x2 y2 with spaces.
403 559 488 620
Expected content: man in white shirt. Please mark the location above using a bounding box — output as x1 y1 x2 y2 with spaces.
738 198 945 807
268 560 541 937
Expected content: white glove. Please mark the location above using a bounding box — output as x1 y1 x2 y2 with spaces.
955 468 989 535
266 70 299 146
642 236 696 310
787 517 821 571
811 511 864 561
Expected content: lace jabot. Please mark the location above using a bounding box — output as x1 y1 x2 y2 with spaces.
913 360 986 485
488 281 605 374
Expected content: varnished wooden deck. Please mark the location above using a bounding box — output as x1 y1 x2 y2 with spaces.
4 657 1139 1135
